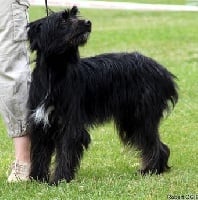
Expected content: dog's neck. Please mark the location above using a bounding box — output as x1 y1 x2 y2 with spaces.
37 46 80 69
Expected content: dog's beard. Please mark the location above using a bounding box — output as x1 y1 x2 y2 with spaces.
69 31 90 46
83 32 90 40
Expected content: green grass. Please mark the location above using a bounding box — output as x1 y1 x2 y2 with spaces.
94 0 186 4
0 6 198 200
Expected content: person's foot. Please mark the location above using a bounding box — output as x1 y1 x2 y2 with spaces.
7 160 30 183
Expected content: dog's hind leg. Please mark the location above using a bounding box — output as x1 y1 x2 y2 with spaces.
116 116 170 175
140 138 170 175
137 128 170 175
51 127 91 185
30 125 55 182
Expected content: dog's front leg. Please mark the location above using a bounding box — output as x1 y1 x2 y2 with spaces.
51 127 91 185
30 125 55 183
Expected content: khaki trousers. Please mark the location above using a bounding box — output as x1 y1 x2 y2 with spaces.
0 0 31 137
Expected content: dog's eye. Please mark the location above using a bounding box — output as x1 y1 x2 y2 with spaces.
61 18 67 24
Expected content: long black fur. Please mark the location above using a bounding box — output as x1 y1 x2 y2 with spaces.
27 6 178 185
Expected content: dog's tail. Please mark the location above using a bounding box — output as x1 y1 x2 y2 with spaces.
163 71 178 113
138 52 178 113
149 54 178 113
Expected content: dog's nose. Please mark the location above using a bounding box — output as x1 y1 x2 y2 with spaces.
84 20 91 27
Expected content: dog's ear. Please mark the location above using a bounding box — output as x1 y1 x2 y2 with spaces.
27 21 42 51
62 10 69 19
70 6 79 16
62 6 79 19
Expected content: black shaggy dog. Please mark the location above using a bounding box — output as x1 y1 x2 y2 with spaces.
27 6 178 185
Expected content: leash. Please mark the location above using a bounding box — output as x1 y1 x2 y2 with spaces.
44 0 53 105
45 0 49 16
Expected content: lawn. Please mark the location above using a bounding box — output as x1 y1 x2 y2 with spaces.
0 5 197 200
94 0 186 4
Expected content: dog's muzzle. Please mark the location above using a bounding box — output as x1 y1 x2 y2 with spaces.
84 20 92 32
84 20 91 27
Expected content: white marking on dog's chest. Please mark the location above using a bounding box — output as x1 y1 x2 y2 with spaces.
31 104 55 127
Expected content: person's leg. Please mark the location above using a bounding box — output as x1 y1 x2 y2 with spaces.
0 0 31 182
13 135 31 163
7 134 31 182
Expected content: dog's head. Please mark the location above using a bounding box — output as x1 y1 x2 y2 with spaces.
27 6 91 55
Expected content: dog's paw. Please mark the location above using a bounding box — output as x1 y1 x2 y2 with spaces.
29 173 49 183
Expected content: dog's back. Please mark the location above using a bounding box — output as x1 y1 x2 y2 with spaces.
79 52 177 123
